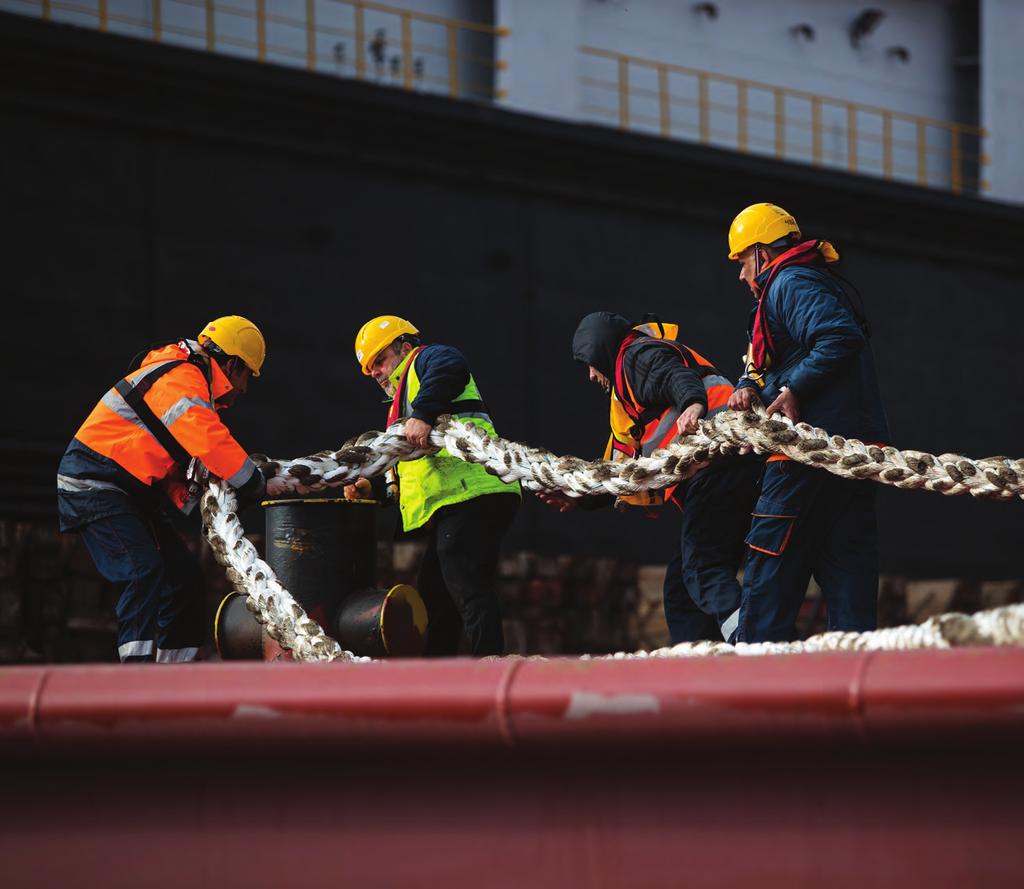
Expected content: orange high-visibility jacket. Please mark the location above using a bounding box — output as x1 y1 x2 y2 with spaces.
57 341 255 529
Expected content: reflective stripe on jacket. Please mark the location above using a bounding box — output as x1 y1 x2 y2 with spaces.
58 341 254 528
387 345 519 532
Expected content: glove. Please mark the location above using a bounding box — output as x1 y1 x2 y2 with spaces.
235 464 268 510
185 457 210 497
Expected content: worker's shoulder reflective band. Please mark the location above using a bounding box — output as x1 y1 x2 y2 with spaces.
101 360 195 435
155 646 199 663
56 474 125 495
101 389 153 434
126 359 179 385
160 395 214 428
118 639 153 660
226 457 256 488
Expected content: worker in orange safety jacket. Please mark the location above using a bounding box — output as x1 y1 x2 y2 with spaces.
540 312 763 643
57 316 268 663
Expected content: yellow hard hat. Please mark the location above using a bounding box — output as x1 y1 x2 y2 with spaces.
198 315 266 377
727 203 801 260
355 315 419 375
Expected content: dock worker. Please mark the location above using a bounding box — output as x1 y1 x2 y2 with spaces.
726 202 890 642
346 316 520 657
57 316 269 663
538 312 762 644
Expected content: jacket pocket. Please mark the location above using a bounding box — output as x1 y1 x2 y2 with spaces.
744 496 797 557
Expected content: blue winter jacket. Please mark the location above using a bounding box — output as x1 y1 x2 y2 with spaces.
737 265 890 443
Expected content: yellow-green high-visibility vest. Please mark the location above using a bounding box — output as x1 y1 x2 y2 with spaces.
387 347 520 532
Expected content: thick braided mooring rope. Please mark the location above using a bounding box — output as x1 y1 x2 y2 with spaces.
201 406 1024 662
201 482 367 663
259 407 1024 501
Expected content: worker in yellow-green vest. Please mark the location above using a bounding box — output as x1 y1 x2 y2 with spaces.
346 316 520 656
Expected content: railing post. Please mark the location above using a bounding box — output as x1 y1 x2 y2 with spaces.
811 96 822 166
736 80 747 153
658 65 670 138
617 56 629 130
257 0 266 61
950 125 962 194
698 73 709 144
306 0 316 71
206 0 215 52
355 2 365 79
401 12 413 90
980 131 990 192
882 111 893 179
847 105 858 173
153 0 162 41
774 88 784 159
447 24 459 97
917 119 928 185
99 0 108 31
41 0 50 20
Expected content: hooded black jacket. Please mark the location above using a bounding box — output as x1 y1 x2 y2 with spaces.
571 312 708 416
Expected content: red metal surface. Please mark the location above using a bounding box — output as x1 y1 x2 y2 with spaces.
2 649 1023 888
3 648 1024 753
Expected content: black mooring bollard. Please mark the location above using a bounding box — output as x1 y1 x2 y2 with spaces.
263 497 377 628
334 584 428 658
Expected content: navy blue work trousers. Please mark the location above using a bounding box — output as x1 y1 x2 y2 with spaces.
78 505 206 662
737 460 879 643
663 458 763 644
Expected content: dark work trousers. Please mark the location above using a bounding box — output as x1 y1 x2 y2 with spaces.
663 458 764 644
417 492 519 657
738 460 879 643
78 504 206 663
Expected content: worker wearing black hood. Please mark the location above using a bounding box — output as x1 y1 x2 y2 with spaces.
571 312 710 429
542 312 762 643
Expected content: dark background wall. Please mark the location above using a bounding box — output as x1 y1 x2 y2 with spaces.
3 13 1023 577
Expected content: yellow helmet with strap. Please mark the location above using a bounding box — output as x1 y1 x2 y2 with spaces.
727 203 801 260
355 316 420 375
198 315 266 376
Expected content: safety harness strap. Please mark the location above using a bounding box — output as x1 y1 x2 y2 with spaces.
114 358 210 468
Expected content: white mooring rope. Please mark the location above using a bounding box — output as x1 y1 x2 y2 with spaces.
201 406 1024 662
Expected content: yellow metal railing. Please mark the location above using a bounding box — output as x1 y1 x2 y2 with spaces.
581 46 988 195
15 0 508 101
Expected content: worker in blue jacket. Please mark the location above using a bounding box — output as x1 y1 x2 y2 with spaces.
725 203 890 642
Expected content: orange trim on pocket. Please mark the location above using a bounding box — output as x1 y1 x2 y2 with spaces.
746 520 795 556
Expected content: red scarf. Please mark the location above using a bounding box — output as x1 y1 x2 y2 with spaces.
749 239 839 371
386 347 422 426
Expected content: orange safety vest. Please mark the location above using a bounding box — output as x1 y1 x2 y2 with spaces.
604 322 734 508
70 341 253 509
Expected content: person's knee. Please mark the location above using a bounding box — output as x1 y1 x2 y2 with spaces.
119 546 164 585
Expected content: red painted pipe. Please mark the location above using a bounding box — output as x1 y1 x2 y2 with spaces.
2 648 1023 756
